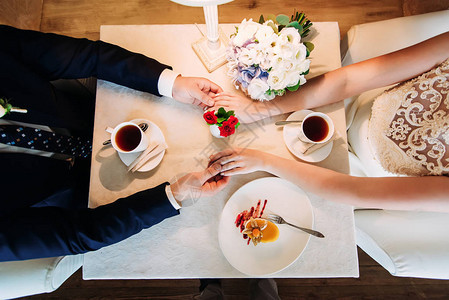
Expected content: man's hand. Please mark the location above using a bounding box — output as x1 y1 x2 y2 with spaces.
170 163 229 205
172 76 223 109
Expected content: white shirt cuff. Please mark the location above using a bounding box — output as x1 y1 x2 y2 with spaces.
165 184 182 210
157 69 180 98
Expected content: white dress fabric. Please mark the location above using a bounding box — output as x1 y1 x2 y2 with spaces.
341 10 449 280
368 59 449 176
347 59 449 177
346 59 449 280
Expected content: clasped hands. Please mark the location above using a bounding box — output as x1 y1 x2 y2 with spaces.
170 77 269 206
170 148 266 206
172 76 269 123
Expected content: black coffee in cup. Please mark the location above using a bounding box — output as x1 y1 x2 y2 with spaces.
115 124 142 152
302 116 330 142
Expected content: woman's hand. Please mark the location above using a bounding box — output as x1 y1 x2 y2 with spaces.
211 92 278 124
209 148 269 176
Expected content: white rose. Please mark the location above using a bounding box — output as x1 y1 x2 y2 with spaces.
226 61 239 80
273 39 297 61
268 52 282 71
285 70 301 87
267 68 289 90
263 20 276 27
233 19 260 47
0 106 5 118
295 58 310 74
255 24 274 44
238 46 257 66
259 57 272 71
279 27 301 45
294 43 308 61
282 58 297 72
299 74 307 85
247 78 271 101
252 42 272 66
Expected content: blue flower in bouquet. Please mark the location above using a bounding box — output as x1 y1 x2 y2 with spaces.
237 66 268 89
226 11 314 101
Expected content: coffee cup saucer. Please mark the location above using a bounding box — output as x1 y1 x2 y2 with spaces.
117 118 166 172
283 110 333 163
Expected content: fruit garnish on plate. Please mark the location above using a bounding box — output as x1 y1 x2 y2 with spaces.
243 217 279 246
234 199 279 245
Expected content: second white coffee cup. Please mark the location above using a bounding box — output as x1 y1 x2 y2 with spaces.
107 122 149 153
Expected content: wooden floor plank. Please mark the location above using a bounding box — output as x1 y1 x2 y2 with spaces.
0 0 43 30
21 249 449 299
38 0 407 40
403 0 449 15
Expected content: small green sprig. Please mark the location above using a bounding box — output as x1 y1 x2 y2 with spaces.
0 98 27 118
0 98 12 116
215 107 240 129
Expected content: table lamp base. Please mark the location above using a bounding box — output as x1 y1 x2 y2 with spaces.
192 27 229 73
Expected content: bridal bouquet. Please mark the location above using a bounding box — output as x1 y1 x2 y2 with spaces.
227 11 314 101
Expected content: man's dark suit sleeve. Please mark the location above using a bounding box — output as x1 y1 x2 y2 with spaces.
0 26 179 261
0 25 170 96
0 183 179 262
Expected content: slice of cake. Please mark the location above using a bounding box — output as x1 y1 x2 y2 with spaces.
243 217 279 246
234 199 279 246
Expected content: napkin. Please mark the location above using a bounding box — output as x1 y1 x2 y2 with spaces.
127 141 168 172
296 132 338 155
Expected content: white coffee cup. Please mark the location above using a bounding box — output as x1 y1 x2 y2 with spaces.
106 122 148 153
297 112 334 144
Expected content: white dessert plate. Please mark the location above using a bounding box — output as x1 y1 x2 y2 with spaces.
283 110 333 163
117 118 166 172
218 177 313 276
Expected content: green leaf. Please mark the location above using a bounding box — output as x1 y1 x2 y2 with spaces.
304 41 314 53
276 14 289 26
266 21 278 34
287 81 301 92
217 107 226 117
298 13 305 24
301 22 313 37
291 11 298 22
258 14 265 24
266 14 276 23
217 117 226 124
274 89 285 96
286 21 301 30
5 103 12 113
225 110 234 118
235 122 241 129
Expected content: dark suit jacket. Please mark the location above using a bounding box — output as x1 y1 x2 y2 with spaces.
0 25 179 261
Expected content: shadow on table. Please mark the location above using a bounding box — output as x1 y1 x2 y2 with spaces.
95 146 161 191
